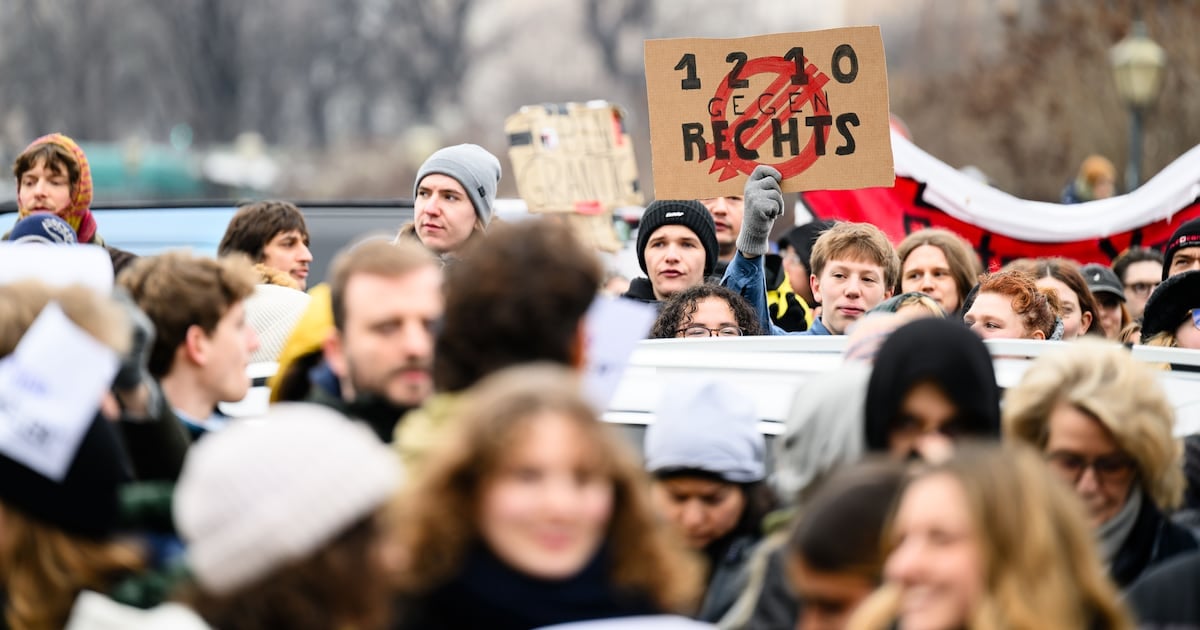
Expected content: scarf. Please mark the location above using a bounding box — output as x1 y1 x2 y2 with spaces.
17 133 97 243
1097 484 1143 567
416 544 658 630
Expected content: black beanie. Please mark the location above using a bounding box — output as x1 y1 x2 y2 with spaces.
1162 218 1200 280
778 220 835 273
0 413 129 539
1141 269 1200 339
636 200 718 276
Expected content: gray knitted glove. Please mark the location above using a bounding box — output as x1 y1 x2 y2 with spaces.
737 165 784 257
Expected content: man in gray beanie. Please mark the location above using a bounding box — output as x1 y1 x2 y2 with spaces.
406 143 502 257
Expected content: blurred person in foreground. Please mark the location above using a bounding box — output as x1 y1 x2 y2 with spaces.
643 379 776 624
67 404 403 629
394 219 601 472
848 443 1132 630
394 365 703 629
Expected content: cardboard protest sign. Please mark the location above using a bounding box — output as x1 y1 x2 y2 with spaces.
505 102 643 213
644 27 893 199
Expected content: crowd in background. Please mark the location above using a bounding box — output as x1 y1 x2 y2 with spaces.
2 130 1200 630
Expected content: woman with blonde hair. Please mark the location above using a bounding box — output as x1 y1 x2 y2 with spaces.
1004 341 1196 586
394 364 703 629
848 443 1133 630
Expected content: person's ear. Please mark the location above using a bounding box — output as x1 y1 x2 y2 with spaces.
322 329 348 379
183 324 209 366
1079 311 1093 335
1030 329 1046 340
810 273 822 304
569 322 587 370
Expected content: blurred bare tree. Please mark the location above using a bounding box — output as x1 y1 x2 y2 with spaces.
891 0 1200 199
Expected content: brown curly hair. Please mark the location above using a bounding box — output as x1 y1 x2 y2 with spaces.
976 270 1062 338
650 282 764 338
395 364 703 614
1004 258 1101 337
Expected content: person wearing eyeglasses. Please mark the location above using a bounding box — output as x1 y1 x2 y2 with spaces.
1112 246 1164 321
1141 269 1200 351
1004 341 1197 587
649 283 764 339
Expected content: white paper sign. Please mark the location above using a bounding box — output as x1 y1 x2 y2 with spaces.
0 302 120 481
582 296 658 411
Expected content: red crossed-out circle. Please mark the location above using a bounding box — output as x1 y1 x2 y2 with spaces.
706 55 831 179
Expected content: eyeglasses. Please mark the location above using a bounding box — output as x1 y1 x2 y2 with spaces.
1045 451 1136 485
676 325 744 338
1125 281 1160 297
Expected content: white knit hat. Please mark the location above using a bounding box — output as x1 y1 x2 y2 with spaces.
173 403 401 595
644 379 765 483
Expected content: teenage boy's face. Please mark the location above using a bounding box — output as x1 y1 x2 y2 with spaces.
17 158 72 217
811 258 892 334
261 229 313 290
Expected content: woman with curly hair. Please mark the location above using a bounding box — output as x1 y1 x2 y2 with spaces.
394 364 703 629
651 283 763 339
1004 257 1101 339
963 270 1061 340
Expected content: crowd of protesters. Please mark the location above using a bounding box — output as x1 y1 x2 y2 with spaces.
3 129 1200 630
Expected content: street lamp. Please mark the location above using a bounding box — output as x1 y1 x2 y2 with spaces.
1110 20 1166 192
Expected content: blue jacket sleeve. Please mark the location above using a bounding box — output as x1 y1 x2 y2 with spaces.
721 252 789 336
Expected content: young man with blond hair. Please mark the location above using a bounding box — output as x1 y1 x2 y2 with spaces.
722 166 898 336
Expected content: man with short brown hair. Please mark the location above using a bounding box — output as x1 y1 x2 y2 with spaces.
119 251 260 438
306 239 442 441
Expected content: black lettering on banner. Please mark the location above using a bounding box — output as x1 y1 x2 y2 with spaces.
707 97 723 117
758 92 777 115
732 94 746 116
805 115 833 156
734 119 759 160
831 44 858 84
682 123 706 161
726 51 749 89
676 53 701 90
713 121 731 159
784 47 807 85
772 119 800 157
835 113 859 156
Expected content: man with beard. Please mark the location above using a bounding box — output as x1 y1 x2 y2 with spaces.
308 239 442 441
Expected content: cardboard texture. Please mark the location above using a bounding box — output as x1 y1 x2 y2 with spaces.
506 102 643 252
644 27 894 199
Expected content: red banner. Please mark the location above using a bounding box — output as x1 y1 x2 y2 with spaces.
801 177 1200 272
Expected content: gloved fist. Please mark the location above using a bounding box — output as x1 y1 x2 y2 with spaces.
737 165 784 257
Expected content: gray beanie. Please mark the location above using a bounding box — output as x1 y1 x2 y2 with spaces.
644 379 765 483
414 144 502 227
